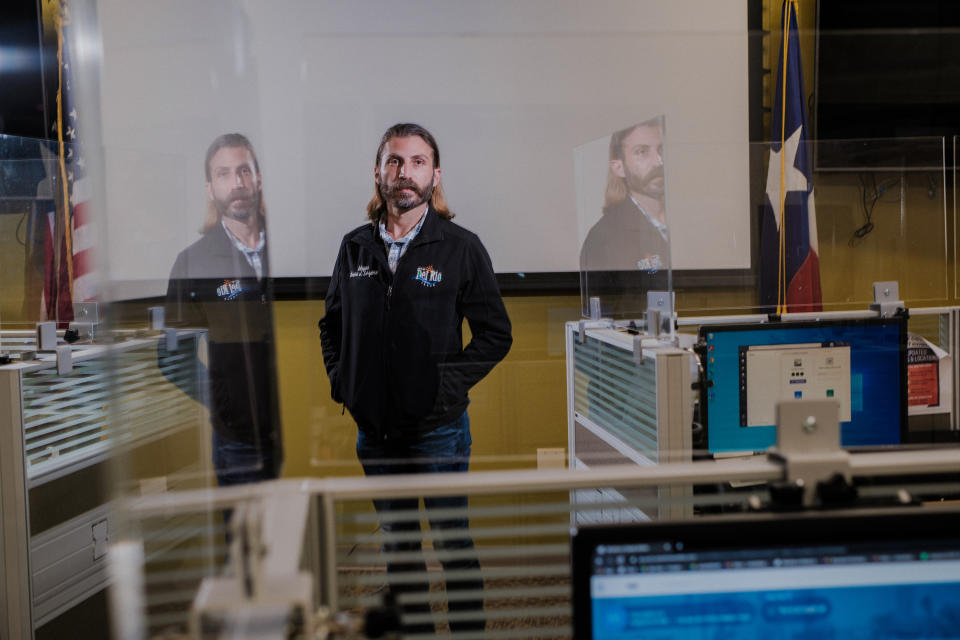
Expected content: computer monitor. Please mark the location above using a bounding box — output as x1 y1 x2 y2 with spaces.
572 509 960 639
698 317 907 453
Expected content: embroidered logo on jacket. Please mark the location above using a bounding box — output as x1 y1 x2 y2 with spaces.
216 279 245 300
349 265 379 278
637 254 663 273
414 265 443 287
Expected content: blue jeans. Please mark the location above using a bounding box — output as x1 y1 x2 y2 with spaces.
212 432 279 487
211 432 280 548
357 411 484 634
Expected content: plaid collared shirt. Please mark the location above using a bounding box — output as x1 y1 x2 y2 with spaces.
221 220 266 280
379 209 428 273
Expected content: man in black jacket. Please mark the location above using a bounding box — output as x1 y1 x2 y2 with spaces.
165 133 282 486
320 123 512 633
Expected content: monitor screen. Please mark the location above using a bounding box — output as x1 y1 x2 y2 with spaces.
572 509 960 639
698 317 907 453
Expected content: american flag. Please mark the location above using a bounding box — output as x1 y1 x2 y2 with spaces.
43 1 96 325
759 0 822 314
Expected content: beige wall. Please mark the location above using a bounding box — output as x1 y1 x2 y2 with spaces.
0 210 35 326
274 296 579 477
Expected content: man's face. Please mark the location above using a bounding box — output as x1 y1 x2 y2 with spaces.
207 146 261 221
611 124 664 199
375 135 441 212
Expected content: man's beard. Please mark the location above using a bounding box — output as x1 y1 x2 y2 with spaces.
381 178 434 211
626 166 665 199
215 190 260 221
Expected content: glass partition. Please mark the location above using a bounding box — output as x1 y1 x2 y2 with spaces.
22 1 960 638
668 136 949 319
99 139 283 499
577 115 673 319
575 135 949 320
0 134 74 329
792 136 948 313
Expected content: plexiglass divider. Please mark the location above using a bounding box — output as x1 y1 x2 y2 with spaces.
577 115 673 321
955 135 959 303
677 136 948 319
0 133 228 636
69 130 960 639
92 135 284 640
0 134 73 330
578 136 950 322
28 1 960 638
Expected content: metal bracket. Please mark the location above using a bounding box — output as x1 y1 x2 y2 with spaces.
588 296 603 321
71 302 100 341
68 321 95 341
36 321 57 351
580 296 608 344
92 519 109 561
645 291 675 341
56 345 73 376
869 281 905 318
189 494 314 637
164 328 179 352
767 399 851 508
148 306 165 330
577 318 616 344
632 334 645 365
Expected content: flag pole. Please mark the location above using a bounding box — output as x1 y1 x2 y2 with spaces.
55 1 75 291
777 0 795 315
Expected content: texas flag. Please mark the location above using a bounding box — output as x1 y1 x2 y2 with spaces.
759 0 822 313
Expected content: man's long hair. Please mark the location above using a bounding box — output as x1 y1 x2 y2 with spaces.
200 133 267 233
602 118 661 213
366 123 454 223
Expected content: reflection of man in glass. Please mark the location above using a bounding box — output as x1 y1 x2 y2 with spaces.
164 133 282 486
580 118 668 273
320 123 512 634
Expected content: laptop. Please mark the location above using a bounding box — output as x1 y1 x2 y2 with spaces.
572 508 960 638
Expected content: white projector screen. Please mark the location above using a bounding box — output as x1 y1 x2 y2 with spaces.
92 0 750 297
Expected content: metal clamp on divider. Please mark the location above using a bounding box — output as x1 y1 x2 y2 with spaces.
645 291 675 342
767 399 855 509
589 296 603 321
869 281 905 318
632 334 645 365
148 306 165 331
67 322 95 342
577 298 616 344
36 321 58 351
164 328 179 352
577 319 616 344
67 302 100 342
189 493 315 639
56 345 73 375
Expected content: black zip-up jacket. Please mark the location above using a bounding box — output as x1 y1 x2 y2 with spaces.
319 209 512 438
163 224 282 468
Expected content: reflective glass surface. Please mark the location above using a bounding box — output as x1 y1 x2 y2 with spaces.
2 2 954 638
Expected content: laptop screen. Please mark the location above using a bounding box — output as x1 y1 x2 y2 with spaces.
572 510 960 639
698 317 907 453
